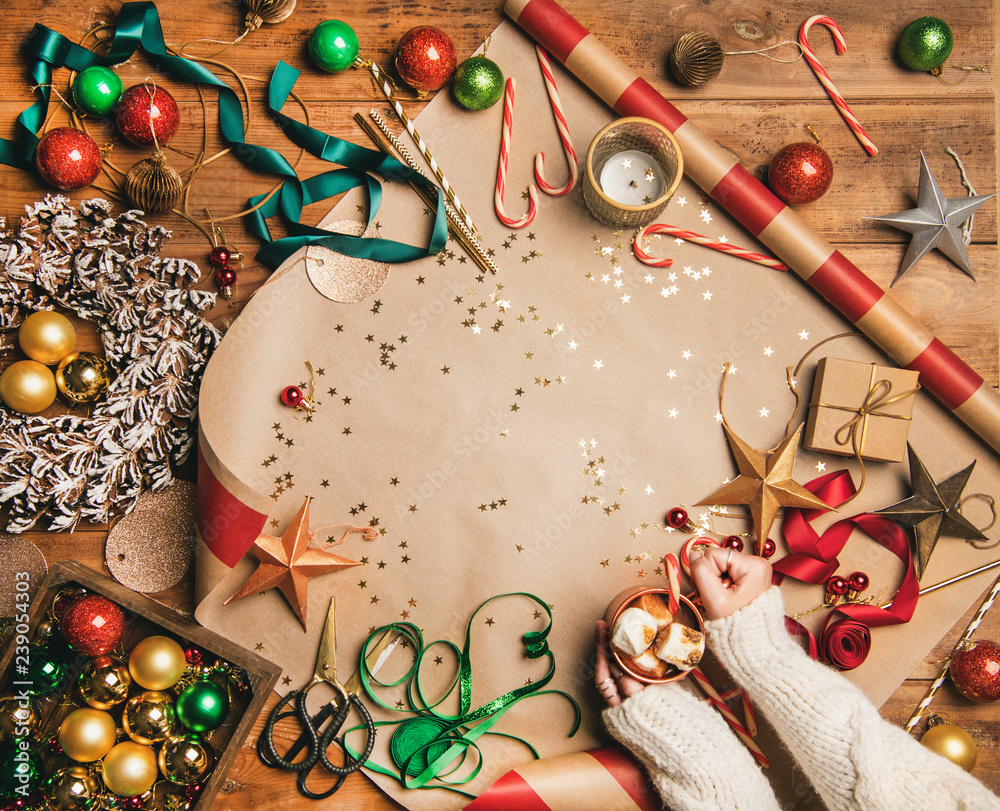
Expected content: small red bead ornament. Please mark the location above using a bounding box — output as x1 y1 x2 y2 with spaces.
825 574 850 598
754 538 776 558
60 594 126 656
724 535 744 552
394 26 458 93
950 640 1000 703
847 571 870 593
214 267 237 299
666 507 689 529
768 142 834 205
281 386 304 408
117 85 180 147
34 127 103 191
208 247 233 268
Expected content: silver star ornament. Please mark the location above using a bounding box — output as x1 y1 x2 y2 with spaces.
865 152 995 285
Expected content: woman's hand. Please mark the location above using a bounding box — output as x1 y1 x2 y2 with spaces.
690 546 773 621
594 620 647 707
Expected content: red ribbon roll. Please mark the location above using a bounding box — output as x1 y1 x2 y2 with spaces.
820 617 872 670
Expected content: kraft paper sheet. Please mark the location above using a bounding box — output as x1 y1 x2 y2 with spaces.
194 22 1000 810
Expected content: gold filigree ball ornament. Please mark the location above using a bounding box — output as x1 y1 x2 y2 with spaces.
45 765 103 811
55 352 111 404
58 707 118 763
102 740 159 797
78 656 133 711
0 359 57 415
123 690 177 745
0 694 38 740
18 310 76 365
921 713 978 771
158 734 214 785
668 32 725 86
244 0 296 30
125 152 184 216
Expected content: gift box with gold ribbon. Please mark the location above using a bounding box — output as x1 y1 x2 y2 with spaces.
804 357 921 463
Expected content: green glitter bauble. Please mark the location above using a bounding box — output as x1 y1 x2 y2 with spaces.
71 66 123 117
175 679 229 733
452 57 505 111
308 20 360 73
0 739 44 797
897 17 953 72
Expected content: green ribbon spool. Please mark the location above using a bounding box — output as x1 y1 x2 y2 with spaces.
345 592 581 796
10 3 446 268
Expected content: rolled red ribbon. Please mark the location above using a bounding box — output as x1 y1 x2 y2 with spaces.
820 617 871 670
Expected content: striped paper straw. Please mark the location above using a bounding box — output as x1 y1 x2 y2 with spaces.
635 223 789 271
495 78 539 228
799 16 878 157
504 0 1000 457
533 45 579 196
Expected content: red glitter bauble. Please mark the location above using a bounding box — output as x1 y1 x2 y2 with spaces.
116 85 180 147
950 640 1000 703
281 385 304 407
60 595 126 656
394 26 457 93
34 127 102 191
208 247 232 268
768 142 833 205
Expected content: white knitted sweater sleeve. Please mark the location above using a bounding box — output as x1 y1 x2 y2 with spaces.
706 587 1000 811
602 679 780 810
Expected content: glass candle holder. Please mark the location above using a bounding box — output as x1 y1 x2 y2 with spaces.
583 117 683 228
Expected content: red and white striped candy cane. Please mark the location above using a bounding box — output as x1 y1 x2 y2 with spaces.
495 78 539 228
691 666 770 767
799 16 878 157
663 552 681 614
680 536 721 577
634 223 788 270
533 46 578 196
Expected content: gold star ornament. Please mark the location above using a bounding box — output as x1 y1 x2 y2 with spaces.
224 496 360 630
696 424 832 544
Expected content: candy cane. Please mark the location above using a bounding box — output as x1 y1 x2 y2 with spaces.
495 78 539 228
663 553 681 614
634 223 789 270
533 46 578 196
679 536 721 576
691 666 770 767
799 16 878 157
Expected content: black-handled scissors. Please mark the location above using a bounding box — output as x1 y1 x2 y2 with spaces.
258 597 378 799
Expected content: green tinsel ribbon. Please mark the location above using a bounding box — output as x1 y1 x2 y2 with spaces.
345 592 581 796
9 3 446 268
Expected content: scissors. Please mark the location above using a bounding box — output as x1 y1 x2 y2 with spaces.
258 597 379 799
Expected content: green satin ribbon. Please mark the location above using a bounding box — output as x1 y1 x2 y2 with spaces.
11 4 446 267
344 592 581 795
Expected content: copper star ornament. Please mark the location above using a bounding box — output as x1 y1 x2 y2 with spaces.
696 423 832 545
224 496 360 629
874 443 986 580
864 152 995 285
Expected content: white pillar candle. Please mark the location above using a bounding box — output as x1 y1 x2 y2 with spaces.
598 149 666 206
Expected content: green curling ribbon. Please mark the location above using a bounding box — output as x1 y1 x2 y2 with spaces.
344 593 581 796
13 4 446 268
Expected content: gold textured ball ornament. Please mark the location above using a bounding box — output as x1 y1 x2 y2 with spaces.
45 765 103 811
128 635 187 690
0 359 58 414
921 715 978 772
668 32 725 87
55 352 111 404
123 691 176 745
78 656 132 711
58 708 118 763
101 741 159 797
124 152 183 216
0 694 38 740
18 310 77 365
158 734 214 784
244 0 296 30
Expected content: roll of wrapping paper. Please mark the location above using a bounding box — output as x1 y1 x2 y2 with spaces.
504 0 1000 456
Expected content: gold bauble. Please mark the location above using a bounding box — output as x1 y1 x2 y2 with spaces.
101 741 159 797
668 32 725 87
124 152 183 216
55 352 111 404
123 691 176 745
18 310 76 365
128 635 187 690
244 0 296 30
921 718 978 772
158 734 214 785
78 657 132 711
58 708 118 763
45 765 102 811
0 359 57 414
0 694 38 740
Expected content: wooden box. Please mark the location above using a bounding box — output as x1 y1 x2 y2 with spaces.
0 561 281 810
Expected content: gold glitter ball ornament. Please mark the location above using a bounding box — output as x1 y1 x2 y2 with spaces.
18 310 76 365
45 766 102 811
55 351 110 404
78 656 132 711
244 0 296 30
668 32 725 87
123 691 177 745
158 734 214 784
124 152 183 216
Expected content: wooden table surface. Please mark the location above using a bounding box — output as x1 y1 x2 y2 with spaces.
1 0 998 807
